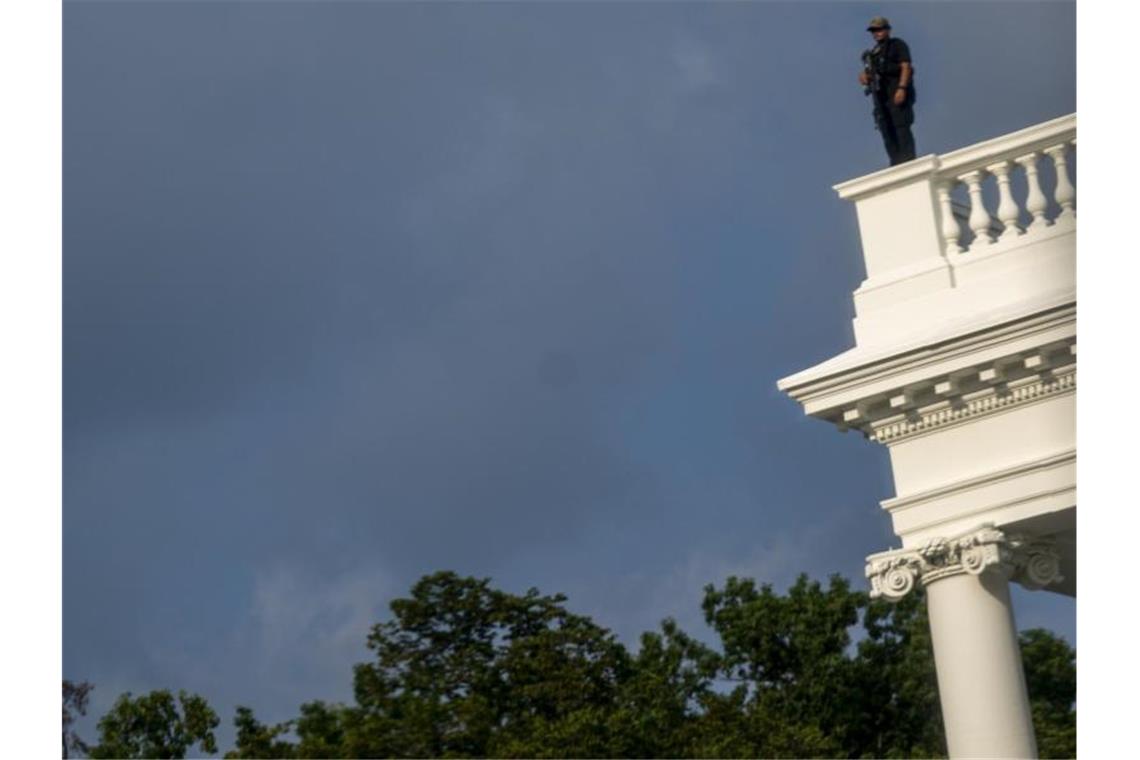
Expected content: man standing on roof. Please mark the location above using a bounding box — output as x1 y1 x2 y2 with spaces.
859 16 917 165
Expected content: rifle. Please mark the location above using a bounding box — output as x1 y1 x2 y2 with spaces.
861 49 877 96
861 47 884 131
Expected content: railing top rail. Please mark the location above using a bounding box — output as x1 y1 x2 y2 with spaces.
937 113 1075 176
834 113 1075 201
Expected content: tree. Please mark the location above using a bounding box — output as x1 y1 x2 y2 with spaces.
698 574 1073 759
699 573 867 757
349 571 633 758
97 571 1074 759
604 619 719 758
63 680 94 759
286 571 942 758
855 590 945 758
89 689 219 759
1020 628 1077 759
293 700 363 759
224 706 296 760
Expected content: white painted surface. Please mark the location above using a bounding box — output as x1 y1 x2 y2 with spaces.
887 393 1074 495
777 114 1078 758
828 114 1076 351
926 570 1037 759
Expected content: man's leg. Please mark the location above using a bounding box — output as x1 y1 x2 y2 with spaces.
877 102 901 164
889 104 916 163
881 120 902 165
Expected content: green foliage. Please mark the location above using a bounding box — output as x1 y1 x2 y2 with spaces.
89 689 219 759
855 591 946 758
93 571 1077 759
701 574 861 756
1020 628 1076 759
63 680 94 759
296 701 368 759
697 573 946 758
224 706 296 759
603 619 720 757
349 571 632 757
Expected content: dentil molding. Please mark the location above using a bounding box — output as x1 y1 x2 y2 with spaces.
865 524 1063 601
839 338 1075 444
869 366 1074 443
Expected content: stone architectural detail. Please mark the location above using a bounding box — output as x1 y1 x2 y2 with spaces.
865 524 1064 601
868 363 1074 443
944 139 1075 254
777 114 1076 757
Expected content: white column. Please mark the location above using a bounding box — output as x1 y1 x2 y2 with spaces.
866 526 1065 759
925 568 1036 759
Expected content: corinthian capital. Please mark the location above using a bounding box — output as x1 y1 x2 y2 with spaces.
865 524 1064 601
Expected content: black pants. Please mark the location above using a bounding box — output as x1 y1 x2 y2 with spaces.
875 98 916 166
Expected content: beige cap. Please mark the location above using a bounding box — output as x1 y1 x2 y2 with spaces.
866 16 892 31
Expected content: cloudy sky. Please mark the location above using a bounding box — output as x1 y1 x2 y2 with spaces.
64 0 1076 748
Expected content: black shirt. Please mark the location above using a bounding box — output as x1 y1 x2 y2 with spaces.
872 37 915 102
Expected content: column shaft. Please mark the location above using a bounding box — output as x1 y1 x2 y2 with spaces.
925 570 1037 758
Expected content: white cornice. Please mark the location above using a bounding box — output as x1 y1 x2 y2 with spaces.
779 298 1075 414
869 366 1074 443
838 352 1075 442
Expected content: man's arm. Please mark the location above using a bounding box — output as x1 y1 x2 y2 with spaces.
893 62 911 105
898 62 912 88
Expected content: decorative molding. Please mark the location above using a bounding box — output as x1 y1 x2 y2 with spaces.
1016 540 1065 591
869 366 1074 443
881 448 1075 515
778 299 1075 408
806 334 1077 442
865 524 1064 601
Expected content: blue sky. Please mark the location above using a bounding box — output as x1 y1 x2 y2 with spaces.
63 0 1076 748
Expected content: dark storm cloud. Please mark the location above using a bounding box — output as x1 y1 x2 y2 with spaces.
65 0 1076 743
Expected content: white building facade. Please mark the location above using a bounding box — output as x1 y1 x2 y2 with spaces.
778 114 1076 759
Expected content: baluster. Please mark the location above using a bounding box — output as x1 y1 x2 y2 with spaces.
1045 143 1076 221
936 181 962 255
1015 152 1049 231
957 170 994 247
986 159 1022 241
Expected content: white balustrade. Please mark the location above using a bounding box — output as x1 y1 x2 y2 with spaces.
831 114 1075 349
934 119 1076 255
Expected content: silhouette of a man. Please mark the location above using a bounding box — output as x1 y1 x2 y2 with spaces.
859 16 916 165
